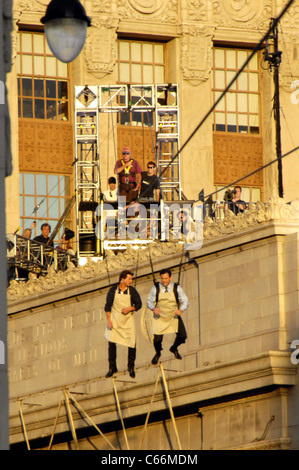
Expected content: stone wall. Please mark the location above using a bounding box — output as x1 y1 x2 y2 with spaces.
7 198 299 449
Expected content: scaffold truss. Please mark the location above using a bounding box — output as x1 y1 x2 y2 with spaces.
74 84 182 258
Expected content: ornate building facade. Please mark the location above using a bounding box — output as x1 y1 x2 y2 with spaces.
4 0 299 450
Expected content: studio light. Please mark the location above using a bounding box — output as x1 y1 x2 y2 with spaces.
41 0 91 63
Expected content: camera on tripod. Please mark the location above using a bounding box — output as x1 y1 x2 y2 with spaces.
223 189 236 202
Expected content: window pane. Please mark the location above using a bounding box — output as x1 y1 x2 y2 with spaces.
49 198 59 218
249 54 258 71
16 54 21 74
154 44 164 63
46 100 56 119
249 94 259 113
35 99 45 119
252 187 261 202
34 55 44 75
214 49 225 68
237 50 248 68
57 60 68 78
215 70 225 88
22 55 33 75
226 49 236 69
227 71 237 90
24 173 35 193
249 73 259 92
143 64 153 83
22 78 32 96
23 99 33 118
25 196 35 217
132 63 142 83
119 41 130 61
227 92 236 112
34 79 44 97
155 65 165 83
36 174 47 195
143 43 153 62
119 63 130 82
33 34 44 54
238 72 248 91
58 81 68 99
46 56 56 76
238 114 248 133
22 33 32 53
20 196 23 217
215 91 225 111
46 80 56 98
237 93 248 112
58 101 68 120
49 175 59 196
131 42 141 62
19 174 23 193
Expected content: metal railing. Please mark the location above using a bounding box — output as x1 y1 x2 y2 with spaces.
7 234 77 280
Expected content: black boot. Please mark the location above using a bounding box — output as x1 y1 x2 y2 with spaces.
128 347 136 378
151 339 162 365
106 342 118 377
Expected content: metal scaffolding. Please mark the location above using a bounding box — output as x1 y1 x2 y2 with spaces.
74 84 182 258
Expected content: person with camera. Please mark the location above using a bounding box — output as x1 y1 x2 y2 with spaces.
114 146 142 203
224 185 246 215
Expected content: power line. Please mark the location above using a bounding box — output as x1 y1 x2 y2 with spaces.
203 144 299 201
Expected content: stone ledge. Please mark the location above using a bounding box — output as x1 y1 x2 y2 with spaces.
9 350 297 445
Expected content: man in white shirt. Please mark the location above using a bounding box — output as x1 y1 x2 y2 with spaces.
147 268 189 364
102 177 118 238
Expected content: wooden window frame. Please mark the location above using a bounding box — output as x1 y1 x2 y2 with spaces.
17 30 70 122
212 46 262 135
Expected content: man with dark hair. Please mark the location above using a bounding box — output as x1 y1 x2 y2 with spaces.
224 185 246 215
33 223 53 246
147 268 189 365
139 161 160 202
104 270 142 378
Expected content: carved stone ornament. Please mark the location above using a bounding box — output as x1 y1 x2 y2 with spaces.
7 197 299 301
127 0 163 14
180 25 215 86
84 20 117 79
212 0 269 27
117 0 178 23
16 0 48 11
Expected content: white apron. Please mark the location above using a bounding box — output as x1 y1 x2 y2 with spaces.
104 288 136 348
152 289 179 336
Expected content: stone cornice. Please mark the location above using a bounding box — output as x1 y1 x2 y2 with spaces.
7 197 299 303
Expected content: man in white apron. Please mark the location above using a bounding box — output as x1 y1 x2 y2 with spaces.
104 270 142 378
147 268 189 365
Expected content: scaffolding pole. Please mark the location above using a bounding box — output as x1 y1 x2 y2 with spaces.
113 378 130 450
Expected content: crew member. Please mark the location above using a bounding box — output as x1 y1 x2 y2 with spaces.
147 268 189 365
114 146 142 203
104 270 142 378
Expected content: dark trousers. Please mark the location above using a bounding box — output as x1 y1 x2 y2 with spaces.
153 317 187 352
108 341 136 368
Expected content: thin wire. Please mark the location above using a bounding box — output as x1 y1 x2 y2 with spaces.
204 144 299 201
157 0 295 184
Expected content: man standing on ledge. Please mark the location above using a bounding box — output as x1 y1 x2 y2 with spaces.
114 146 142 202
147 268 188 365
104 270 142 378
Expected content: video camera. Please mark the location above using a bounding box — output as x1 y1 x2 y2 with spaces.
223 189 236 202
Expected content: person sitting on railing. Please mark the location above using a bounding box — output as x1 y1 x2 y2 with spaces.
33 223 54 246
224 186 247 215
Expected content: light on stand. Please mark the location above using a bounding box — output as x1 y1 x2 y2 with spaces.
41 0 91 63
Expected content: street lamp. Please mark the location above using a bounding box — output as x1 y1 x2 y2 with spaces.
41 0 91 63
